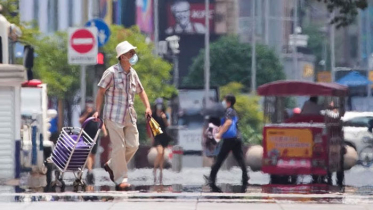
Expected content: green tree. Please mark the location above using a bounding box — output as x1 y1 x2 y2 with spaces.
318 0 367 28
183 36 285 92
102 25 177 143
220 82 263 145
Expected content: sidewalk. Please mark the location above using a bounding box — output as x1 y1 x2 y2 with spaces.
1 202 372 210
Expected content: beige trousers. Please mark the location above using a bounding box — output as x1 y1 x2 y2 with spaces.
105 108 139 184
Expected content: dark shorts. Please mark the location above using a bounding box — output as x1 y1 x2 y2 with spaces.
153 134 170 148
91 138 100 155
86 131 100 155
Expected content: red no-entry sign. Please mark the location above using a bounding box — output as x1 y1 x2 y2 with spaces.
68 27 98 65
71 29 95 54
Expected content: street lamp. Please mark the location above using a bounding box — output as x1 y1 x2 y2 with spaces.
166 35 180 88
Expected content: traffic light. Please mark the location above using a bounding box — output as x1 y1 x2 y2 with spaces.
97 52 105 65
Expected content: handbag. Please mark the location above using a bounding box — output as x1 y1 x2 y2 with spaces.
221 116 238 139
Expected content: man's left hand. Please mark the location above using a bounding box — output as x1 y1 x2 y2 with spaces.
145 107 152 119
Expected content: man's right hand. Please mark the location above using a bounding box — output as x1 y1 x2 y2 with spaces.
92 111 99 121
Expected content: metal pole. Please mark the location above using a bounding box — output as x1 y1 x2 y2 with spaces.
330 11 335 82
80 65 86 109
174 55 179 88
251 0 256 93
264 0 269 45
323 32 327 71
82 0 89 25
154 0 159 56
92 0 100 18
204 0 210 107
292 0 298 80
92 0 100 102
366 7 371 69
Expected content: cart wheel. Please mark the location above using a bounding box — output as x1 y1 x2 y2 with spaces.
327 172 333 186
60 181 66 192
73 181 79 193
73 179 86 192
289 176 297 184
269 175 278 184
81 183 86 192
270 175 288 184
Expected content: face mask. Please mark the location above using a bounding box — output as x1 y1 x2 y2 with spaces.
156 104 163 110
129 54 138 65
222 100 227 109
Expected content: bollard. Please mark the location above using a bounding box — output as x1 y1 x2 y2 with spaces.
147 147 172 168
172 145 183 172
245 145 263 172
344 145 358 170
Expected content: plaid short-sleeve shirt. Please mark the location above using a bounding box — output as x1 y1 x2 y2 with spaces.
97 63 144 125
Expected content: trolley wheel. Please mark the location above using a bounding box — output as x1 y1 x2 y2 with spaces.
81 183 86 192
327 172 333 186
73 179 86 192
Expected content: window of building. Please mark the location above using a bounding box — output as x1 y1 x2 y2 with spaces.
47 0 59 32
68 0 73 27
33 0 39 28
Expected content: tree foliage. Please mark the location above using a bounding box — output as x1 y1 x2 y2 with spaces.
220 82 263 145
32 32 80 99
183 36 285 92
317 0 368 28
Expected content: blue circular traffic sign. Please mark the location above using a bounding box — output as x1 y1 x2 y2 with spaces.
85 19 111 47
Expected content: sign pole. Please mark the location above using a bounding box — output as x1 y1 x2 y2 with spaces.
80 65 86 109
251 0 256 94
204 0 210 108
154 0 159 56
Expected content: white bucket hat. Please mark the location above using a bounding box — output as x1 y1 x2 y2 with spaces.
116 41 137 58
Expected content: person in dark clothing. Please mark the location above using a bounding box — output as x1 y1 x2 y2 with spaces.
79 98 107 186
151 98 170 184
208 94 249 193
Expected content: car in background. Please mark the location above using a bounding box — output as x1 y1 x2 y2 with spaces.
342 112 373 166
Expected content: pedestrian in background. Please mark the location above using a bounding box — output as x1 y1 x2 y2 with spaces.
151 98 170 184
208 94 249 193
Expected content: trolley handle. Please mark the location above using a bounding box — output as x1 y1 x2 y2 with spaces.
82 117 104 129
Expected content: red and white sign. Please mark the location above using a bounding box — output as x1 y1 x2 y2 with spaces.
68 27 98 65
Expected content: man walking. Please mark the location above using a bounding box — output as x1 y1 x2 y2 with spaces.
93 41 152 191
208 94 249 193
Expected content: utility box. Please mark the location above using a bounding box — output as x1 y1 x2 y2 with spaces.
0 64 27 180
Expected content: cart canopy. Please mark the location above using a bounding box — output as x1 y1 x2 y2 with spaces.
257 80 348 97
